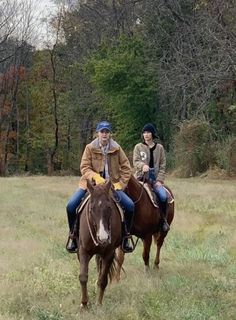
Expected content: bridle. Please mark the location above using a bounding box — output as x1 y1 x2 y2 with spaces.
86 202 112 247
127 173 148 205
132 179 145 204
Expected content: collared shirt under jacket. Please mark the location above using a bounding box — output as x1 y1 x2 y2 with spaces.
79 138 132 190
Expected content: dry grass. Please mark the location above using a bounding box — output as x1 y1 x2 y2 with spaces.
0 176 236 320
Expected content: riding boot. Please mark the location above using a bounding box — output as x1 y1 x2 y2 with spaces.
66 212 78 253
122 211 134 253
66 238 78 253
159 201 170 233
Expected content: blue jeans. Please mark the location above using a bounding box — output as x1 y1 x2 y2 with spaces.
113 190 134 213
153 185 167 202
66 188 86 231
114 190 134 233
149 168 167 202
66 188 134 231
66 189 134 214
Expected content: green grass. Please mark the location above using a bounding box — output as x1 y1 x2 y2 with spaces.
0 176 235 319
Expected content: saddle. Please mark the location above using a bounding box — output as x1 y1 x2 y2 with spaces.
76 193 124 220
138 181 159 207
71 192 125 238
138 181 174 206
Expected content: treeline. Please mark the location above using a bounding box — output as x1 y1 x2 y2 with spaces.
0 0 235 177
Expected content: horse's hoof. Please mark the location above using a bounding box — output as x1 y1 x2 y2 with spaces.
144 266 151 275
80 302 88 310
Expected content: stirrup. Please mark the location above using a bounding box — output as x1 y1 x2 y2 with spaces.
66 236 78 253
161 220 170 233
69 231 76 239
121 234 135 253
66 232 78 253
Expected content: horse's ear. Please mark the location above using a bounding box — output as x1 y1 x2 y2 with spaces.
87 179 94 193
110 181 115 191
104 180 112 193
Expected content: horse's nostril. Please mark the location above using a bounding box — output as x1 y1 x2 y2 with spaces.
97 233 109 244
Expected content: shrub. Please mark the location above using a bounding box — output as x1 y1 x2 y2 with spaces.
214 136 236 175
173 119 216 177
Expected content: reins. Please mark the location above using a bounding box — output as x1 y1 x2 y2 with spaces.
130 172 148 205
86 205 99 246
133 180 145 204
84 176 148 251
86 201 112 247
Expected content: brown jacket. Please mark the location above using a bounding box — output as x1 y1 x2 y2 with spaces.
79 138 132 190
133 142 166 182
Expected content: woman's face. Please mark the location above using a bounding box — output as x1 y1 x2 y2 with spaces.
98 129 111 145
143 131 153 142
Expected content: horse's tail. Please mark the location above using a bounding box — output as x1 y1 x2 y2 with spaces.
108 251 125 283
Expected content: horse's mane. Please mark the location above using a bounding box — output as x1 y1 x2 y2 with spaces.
129 174 142 187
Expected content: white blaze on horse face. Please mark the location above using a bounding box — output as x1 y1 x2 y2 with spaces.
97 218 109 242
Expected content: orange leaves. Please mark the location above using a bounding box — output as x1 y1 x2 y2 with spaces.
0 65 26 90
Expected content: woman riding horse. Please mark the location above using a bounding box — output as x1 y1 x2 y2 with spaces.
78 179 122 307
133 123 173 232
66 121 134 253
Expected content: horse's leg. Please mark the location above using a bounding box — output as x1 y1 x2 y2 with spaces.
96 252 114 305
113 247 125 282
95 254 101 273
78 247 92 308
153 202 174 269
142 234 152 274
153 232 166 269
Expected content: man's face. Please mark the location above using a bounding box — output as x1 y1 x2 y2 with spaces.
98 129 111 145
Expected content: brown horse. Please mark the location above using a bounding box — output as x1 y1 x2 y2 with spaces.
76 180 122 308
116 174 174 276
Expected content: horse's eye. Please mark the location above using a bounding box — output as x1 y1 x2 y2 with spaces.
105 206 112 214
90 204 96 211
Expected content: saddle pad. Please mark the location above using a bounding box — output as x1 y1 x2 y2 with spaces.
76 193 124 222
138 181 158 207
112 199 125 222
163 186 175 204
76 194 91 214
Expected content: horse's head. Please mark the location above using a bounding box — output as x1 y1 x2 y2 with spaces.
87 179 113 245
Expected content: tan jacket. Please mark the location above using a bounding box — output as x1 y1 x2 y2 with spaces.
79 138 132 190
133 142 166 182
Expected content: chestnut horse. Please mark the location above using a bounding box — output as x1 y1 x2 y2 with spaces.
116 174 174 276
75 180 122 308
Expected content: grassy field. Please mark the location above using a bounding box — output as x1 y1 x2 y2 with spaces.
0 176 235 320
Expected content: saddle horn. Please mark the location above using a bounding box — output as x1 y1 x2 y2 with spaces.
87 179 95 193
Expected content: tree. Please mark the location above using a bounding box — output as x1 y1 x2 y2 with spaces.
86 35 158 148
0 0 36 175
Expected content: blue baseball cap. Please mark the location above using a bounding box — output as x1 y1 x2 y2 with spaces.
96 121 112 132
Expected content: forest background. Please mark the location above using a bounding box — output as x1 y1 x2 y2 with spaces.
1 0 236 178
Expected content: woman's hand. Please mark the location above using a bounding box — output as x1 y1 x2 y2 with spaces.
155 180 163 188
142 164 150 172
